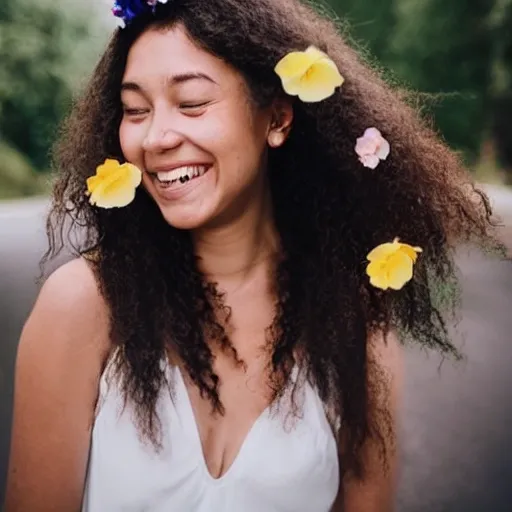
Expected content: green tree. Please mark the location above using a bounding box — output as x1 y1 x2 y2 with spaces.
389 0 495 161
490 0 512 179
328 0 396 63
0 0 110 172
0 140 49 198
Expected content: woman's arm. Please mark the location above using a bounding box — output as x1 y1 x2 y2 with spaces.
332 330 403 512
5 259 110 512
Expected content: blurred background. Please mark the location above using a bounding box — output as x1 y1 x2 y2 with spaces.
1 0 512 510
1 0 512 196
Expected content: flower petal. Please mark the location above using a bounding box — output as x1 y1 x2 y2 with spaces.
355 128 390 167
363 127 382 140
297 80 337 103
399 243 423 262
386 252 414 290
275 51 316 82
304 45 330 61
87 159 142 208
366 240 400 261
369 275 390 291
125 162 143 188
278 75 303 97
275 46 343 103
366 260 390 290
86 174 101 192
88 170 121 205
359 154 380 169
94 180 137 208
314 56 344 86
376 139 391 160
296 59 343 102
355 136 379 157
366 238 421 291
280 72 338 103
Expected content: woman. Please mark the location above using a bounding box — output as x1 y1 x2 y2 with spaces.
5 0 503 510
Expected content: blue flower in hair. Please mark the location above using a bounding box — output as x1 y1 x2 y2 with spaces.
112 0 169 28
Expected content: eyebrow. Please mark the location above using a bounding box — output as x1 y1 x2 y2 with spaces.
121 72 218 93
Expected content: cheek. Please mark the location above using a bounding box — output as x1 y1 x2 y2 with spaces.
207 109 268 166
202 101 263 152
119 121 145 162
141 172 154 193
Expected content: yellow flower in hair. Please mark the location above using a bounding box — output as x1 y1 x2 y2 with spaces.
86 158 142 208
366 238 422 291
274 45 344 103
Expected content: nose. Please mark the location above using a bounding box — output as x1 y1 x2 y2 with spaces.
142 111 184 153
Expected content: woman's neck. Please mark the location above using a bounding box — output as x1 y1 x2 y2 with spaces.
192 186 279 285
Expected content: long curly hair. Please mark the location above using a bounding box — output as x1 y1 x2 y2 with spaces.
44 0 504 478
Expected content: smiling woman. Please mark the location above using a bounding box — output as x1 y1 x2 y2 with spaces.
4 0 505 511
118 26 278 230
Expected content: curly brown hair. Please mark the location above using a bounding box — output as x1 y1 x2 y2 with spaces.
44 0 504 479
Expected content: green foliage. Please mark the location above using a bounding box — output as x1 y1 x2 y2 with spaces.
0 0 110 172
491 0 512 175
328 0 396 63
0 0 510 198
0 139 49 199
388 0 495 161
326 0 512 170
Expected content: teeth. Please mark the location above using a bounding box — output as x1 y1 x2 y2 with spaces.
156 165 207 183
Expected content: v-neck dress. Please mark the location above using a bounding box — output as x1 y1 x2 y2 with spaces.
82 357 339 511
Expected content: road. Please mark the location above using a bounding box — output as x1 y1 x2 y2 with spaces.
398 248 512 511
1 193 512 510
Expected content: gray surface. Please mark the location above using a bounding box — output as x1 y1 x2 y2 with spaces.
1 196 512 510
0 198 70 508
397 250 512 511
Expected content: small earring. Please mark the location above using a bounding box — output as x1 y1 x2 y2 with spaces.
268 132 283 148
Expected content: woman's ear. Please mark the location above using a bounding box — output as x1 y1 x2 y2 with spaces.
267 98 293 148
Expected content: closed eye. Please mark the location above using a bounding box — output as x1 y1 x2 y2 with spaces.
179 101 210 109
123 108 149 116
179 101 211 116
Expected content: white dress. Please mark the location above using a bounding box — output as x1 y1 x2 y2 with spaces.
82 358 339 511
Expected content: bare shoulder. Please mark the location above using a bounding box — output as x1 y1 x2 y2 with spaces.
6 257 112 511
19 256 112 368
17 257 112 371
36 257 107 321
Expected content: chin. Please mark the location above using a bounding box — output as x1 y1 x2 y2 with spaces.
141 166 221 230
156 202 215 231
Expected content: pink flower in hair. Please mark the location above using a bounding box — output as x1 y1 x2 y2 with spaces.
355 128 390 169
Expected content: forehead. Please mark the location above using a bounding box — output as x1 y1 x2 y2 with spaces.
123 25 233 85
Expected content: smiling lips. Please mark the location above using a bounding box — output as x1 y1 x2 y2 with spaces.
152 165 210 187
